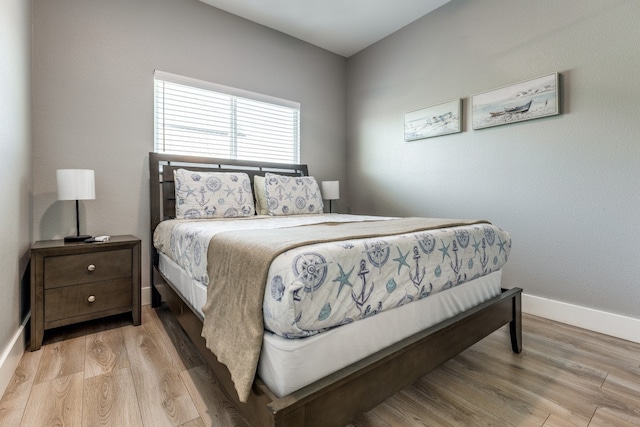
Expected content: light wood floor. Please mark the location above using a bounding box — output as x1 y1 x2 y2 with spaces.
0 306 638 427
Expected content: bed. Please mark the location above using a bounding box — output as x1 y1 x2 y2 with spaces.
149 152 522 427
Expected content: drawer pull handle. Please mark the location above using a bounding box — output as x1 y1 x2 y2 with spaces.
87 264 96 272
88 295 96 303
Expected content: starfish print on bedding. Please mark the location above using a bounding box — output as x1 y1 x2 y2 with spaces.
184 185 197 198
497 236 508 254
332 263 354 297
472 236 481 255
393 246 410 274
438 240 451 262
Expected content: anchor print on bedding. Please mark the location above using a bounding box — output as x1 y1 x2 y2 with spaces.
263 224 511 338
163 214 390 287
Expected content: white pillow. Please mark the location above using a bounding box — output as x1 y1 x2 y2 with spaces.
264 173 324 216
253 175 269 215
174 169 255 219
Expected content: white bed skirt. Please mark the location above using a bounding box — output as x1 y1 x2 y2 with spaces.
158 253 502 397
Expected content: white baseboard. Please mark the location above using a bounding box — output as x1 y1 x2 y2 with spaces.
142 285 151 307
0 314 29 399
2 293 636 399
522 293 640 344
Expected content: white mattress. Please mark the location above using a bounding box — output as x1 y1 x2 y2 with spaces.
156 215 511 339
158 252 502 397
159 252 208 317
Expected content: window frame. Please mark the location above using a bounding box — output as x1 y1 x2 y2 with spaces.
154 70 300 163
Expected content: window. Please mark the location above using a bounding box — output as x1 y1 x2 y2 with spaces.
154 71 300 163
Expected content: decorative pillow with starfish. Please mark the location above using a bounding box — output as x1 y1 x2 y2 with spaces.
264 173 324 216
174 169 254 219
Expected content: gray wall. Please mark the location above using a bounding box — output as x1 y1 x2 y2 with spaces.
32 0 347 293
346 0 640 318
0 0 31 354
26 0 640 331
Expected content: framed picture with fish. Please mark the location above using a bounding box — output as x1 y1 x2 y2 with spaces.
472 72 559 130
404 98 462 141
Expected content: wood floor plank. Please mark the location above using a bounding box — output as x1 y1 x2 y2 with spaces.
20 371 84 427
442 355 591 426
588 407 640 427
146 306 252 424
461 345 600 419
180 417 206 427
349 411 392 427
370 375 493 427
543 413 589 427
143 305 205 372
0 350 43 426
479 332 609 392
180 364 249 427
3 309 640 427
82 368 143 426
528 315 640 356
404 375 516 426
123 321 199 427
372 394 450 427
524 315 640 367
84 328 129 379
524 329 625 368
597 374 640 425
34 335 86 384
473 337 608 396
517 327 640 404
425 362 549 426
602 372 640 396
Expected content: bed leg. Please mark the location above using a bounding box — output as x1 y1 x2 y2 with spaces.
151 283 162 308
509 291 522 353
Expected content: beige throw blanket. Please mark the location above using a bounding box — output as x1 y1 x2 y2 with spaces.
200 217 487 402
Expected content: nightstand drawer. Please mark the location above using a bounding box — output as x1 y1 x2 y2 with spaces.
44 278 132 323
44 248 132 289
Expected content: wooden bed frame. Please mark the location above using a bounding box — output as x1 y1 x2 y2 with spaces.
149 152 522 427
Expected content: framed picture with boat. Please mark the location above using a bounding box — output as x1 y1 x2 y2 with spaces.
404 98 462 141
472 72 559 130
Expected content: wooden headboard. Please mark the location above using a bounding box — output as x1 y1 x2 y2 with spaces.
149 152 309 234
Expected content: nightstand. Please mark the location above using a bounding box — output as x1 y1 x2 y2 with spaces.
30 235 141 351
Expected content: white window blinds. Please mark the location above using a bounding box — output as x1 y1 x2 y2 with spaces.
154 71 300 163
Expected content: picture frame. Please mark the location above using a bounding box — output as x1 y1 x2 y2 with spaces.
404 98 462 141
472 72 559 130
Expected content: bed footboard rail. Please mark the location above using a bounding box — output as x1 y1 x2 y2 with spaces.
265 287 522 426
154 260 521 427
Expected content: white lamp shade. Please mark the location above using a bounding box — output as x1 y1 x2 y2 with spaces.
322 181 340 200
57 169 96 200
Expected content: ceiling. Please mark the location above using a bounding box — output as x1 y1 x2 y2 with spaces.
198 0 451 57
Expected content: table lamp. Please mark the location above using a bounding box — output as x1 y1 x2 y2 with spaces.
321 181 340 213
57 169 95 242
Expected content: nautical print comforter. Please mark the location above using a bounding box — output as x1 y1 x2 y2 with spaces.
153 214 389 286
153 214 511 338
